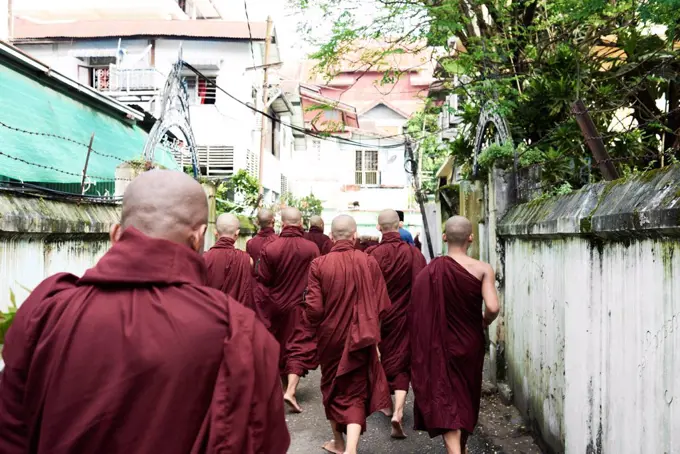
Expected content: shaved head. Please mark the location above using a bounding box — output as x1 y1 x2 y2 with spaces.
281 207 303 227
331 215 357 241
116 169 208 252
216 213 240 238
256 209 275 229
445 215 473 246
309 215 324 229
377 209 400 232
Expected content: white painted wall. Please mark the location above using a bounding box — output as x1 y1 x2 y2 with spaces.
290 134 412 212
504 237 680 452
0 237 110 313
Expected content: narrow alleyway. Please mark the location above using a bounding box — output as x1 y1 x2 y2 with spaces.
286 370 542 454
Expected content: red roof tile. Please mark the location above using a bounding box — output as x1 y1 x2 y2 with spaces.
12 17 270 41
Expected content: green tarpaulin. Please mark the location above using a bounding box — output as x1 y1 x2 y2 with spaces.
0 62 178 185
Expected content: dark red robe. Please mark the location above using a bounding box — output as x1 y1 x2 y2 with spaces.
0 228 288 454
366 232 426 392
257 225 320 376
204 236 255 309
246 227 278 265
410 256 485 446
304 226 332 255
305 240 392 433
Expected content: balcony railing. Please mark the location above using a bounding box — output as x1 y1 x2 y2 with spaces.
93 65 166 93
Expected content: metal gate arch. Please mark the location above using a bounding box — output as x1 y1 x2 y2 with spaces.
472 103 513 177
143 59 199 177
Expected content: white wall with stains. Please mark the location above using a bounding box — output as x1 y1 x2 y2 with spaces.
498 166 680 453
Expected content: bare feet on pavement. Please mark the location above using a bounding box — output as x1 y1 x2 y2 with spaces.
322 440 345 454
284 394 302 413
390 418 407 439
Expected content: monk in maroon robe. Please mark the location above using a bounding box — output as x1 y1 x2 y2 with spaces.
204 213 255 309
410 216 500 454
305 214 392 454
366 209 426 439
257 207 320 413
0 170 289 454
304 215 332 255
246 209 278 264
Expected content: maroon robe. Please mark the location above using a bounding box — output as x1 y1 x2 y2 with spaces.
246 227 278 265
366 232 426 392
204 236 255 309
410 256 485 446
305 240 392 433
257 225 320 376
304 226 332 255
0 228 288 454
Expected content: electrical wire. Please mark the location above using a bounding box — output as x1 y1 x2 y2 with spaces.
182 61 409 149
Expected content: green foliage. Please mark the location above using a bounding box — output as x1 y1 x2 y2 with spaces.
216 170 260 215
282 193 324 228
293 0 680 192
0 289 19 345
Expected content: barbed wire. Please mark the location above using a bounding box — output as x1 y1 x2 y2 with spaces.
0 120 129 162
0 150 133 182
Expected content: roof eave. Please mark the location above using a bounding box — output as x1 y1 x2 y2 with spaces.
0 40 144 122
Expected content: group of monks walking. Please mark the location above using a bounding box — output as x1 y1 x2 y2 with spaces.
0 170 500 454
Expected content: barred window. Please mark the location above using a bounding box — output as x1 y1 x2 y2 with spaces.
354 150 379 185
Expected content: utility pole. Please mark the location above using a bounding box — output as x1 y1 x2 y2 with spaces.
257 16 273 202
405 133 435 260
572 99 619 181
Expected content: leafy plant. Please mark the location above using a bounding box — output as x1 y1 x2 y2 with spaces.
0 289 19 345
216 170 260 215
282 193 324 228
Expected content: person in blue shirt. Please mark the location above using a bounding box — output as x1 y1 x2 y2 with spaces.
395 210 415 245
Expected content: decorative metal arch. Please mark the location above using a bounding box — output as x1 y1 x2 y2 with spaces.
143 57 199 177
472 103 513 177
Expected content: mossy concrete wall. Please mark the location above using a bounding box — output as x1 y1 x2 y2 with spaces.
0 192 119 312
498 165 680 453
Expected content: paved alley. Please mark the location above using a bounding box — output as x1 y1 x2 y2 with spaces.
286 369 537 454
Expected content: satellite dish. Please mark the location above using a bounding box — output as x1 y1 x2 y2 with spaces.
387 154 397 164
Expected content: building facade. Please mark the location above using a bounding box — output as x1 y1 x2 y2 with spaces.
12 13 300 205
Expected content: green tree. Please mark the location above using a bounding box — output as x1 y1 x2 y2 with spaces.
283 192 324 228
216 170 260 215
293 0 680 189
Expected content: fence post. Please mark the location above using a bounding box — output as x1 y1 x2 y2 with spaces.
572 100 619 181
81 133 95 195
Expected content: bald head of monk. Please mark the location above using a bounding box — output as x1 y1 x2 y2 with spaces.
309 215 324 230
256 209 275 229
444 215 474 250
377 209 400 233
113 169 208 253
281 207 303 228
331 214 357 242
215 213 241 240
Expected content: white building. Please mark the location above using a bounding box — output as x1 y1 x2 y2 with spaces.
12 11 301 205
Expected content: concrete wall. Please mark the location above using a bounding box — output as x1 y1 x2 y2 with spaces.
497 165 680 452
0 192 119 312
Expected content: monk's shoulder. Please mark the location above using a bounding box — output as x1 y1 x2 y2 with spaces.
301 237 321 255
24 272 80 312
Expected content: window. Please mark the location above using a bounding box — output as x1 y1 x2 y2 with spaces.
355 150 379 185
184 76 217 105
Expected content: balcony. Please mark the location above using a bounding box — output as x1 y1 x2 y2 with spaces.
93 65 165 95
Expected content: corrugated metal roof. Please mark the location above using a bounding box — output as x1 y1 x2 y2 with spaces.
12 17 270 41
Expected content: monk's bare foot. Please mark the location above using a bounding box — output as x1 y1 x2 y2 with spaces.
322 440 345 454
283 394 302 413
380 407 393 417
390 418 407 439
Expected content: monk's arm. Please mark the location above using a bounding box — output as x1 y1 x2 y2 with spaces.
482 263 501 327
303 261 324 329
249 257 254 268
